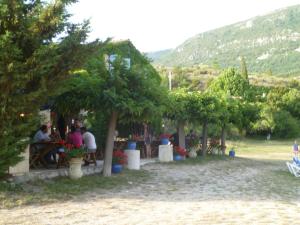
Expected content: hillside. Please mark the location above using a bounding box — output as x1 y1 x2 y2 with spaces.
153 5 300 76
146 49 171 61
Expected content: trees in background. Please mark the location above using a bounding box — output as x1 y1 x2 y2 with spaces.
240 56 249 82
0 0 97 176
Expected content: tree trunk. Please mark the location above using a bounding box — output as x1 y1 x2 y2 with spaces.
221 126 226 156
178 121 185 149
201 122 208 156
103 111 118 177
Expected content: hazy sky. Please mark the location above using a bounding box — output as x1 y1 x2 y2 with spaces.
68 0 300 52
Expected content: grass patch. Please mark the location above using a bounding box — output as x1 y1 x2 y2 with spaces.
0 169 150 209
227 138 293 160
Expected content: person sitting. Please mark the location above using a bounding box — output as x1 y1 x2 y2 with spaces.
67 125 83 147
32 125 54 165
33 125 51 143
81 127 97 165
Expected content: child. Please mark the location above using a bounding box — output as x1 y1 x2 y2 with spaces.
293 140 299 157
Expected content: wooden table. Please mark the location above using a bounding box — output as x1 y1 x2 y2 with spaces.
30 142 62 169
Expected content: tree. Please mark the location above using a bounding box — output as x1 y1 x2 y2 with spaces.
166 89 191 148
209 68 250 98
217 95 242 154
89 40 167 176
240 56 249 82
188 92 221 156
0 0 97 176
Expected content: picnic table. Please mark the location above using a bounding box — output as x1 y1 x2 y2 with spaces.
30 142 63 169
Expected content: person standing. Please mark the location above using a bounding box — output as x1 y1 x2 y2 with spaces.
81 127 97 165
293 140 299 157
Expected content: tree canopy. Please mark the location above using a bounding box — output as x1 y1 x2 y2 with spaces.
0 0 97 176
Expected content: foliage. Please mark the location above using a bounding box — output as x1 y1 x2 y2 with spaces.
240 56 249 81
66 144 86 159
112 150 127 165
87 111 110 150
166 89 191 122
208 68 250 98
187 91 221 125
0 0 97 177
90 40 167 123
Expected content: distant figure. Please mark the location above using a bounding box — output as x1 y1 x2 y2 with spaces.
267 133 271 140
293 140 299 157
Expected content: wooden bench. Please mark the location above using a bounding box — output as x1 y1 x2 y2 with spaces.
30 142 62 169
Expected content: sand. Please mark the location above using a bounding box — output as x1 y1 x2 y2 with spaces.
1 157 300 225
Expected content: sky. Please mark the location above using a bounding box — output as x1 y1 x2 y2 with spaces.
68 0 300 52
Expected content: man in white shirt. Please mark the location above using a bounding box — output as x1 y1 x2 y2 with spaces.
81 127 97 153
81 127 97 166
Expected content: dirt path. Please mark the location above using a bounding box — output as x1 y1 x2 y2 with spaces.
1 157 300 225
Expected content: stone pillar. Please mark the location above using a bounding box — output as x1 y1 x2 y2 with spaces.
9 145 30 176
159 145 173 162
125 150 140 170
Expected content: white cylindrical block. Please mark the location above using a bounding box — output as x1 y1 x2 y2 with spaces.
125 150 140 170
159 145 173 162
9 144 30 176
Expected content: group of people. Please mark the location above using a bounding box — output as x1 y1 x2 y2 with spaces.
33 119 97 166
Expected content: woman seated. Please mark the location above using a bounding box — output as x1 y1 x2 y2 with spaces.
67 125 83 147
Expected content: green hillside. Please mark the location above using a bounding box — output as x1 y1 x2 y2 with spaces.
153 5 300 76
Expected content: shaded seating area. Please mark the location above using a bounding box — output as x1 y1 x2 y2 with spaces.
30 142 64 169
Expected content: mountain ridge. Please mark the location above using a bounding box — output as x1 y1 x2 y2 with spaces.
151 4 300 76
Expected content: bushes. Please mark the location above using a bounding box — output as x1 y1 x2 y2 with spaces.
272 111 300 138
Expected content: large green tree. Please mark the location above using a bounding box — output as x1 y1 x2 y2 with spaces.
166 89 191 148
188 92 221 156
209 68 250 99
88 40 167 176
217 95 242 154
0 0 97 176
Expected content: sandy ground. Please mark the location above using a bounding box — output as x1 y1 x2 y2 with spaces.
1 156 300 225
